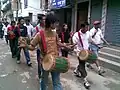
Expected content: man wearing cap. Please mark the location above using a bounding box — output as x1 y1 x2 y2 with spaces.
89 21 109 75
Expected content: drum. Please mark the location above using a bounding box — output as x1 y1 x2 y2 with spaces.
42 54 70 73
18 37 30 45
79 50 97 63
8 31 15 39
25 37 30 45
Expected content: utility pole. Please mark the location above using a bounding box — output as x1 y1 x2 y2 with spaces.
0 0 1 19
71 0 77 32
16 0 19 21
74 0 77 32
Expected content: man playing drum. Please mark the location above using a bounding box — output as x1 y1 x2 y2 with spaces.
72 24 91 89
89 21 110 75
19 14 71 90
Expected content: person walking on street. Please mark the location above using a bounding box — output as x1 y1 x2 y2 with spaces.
59 24 70 58
0 20 4 39
33 15 46 36
14 17 32 66
25 19 34 39
33 14 46 79
7 21 17 58
72 24 91 89
19 14 71 90
3 23 9 44
89 21 110 75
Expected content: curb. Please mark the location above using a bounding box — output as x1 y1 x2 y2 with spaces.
98 57 120 73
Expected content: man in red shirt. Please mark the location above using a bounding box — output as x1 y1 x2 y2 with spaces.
7 21 17 58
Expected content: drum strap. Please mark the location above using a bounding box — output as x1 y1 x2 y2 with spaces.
40 30 58 54
39 30 47 53
78 32 84 49
92 29 98 38
36 26 39 33
61 32 64 42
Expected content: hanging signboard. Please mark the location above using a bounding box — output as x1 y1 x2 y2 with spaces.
51 0 66 8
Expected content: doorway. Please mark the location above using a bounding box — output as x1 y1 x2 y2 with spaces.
77 1 89 30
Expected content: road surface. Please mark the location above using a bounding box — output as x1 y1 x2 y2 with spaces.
0 39 120 90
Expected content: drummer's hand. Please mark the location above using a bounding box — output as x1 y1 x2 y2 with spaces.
18 44 26 48
70 44 76 48
18 40 27 48
65 46 72 50
31 37 33 41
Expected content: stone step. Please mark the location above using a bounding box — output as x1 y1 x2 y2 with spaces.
98 46 120 72
99 51 120 63
69 52 120 73
100 47 120 56
98 57 120 73
69 45 120 73
109 45 120 50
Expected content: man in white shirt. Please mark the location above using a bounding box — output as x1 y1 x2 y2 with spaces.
32 15 45 36
3 24 10 44
89 21 109 75
33 15 46 79
25 19 34 39
72 24 90 89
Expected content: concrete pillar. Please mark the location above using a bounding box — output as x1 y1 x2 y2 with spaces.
71 0 78 32
88 0 91 24
101 0 108 36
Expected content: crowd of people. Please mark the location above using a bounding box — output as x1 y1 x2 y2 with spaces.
0 13 109 90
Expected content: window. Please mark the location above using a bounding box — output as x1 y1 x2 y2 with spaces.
24 0 28 9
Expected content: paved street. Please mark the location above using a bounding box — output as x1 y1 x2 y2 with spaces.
0 39 120 90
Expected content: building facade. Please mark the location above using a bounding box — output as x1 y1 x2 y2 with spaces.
104 0 120 45
1 0 13 21
90 0 120 45
12 0 47 22
50 0 120 45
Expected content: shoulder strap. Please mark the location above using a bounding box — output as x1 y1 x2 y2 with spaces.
92 29 98 38
36 26 39 33
61 32 64 42
78 32 84 48
39 30 47 53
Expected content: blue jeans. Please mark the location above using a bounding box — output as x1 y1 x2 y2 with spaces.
17 48 31 64
89 44 99 57
40 69 63 90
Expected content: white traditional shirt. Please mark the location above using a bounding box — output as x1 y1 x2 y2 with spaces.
89 27 104 45
32 24 45 37
3 24 10 35
72 30 90 56
25 24 34 38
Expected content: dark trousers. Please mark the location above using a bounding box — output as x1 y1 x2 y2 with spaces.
77 57 87 78
17 48 30 64
9 38 18 57
61 49 68 58
5 35 8 44
0 31 4 39
37 49 41 78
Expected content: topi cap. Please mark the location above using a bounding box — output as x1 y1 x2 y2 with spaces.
93 21 101 25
